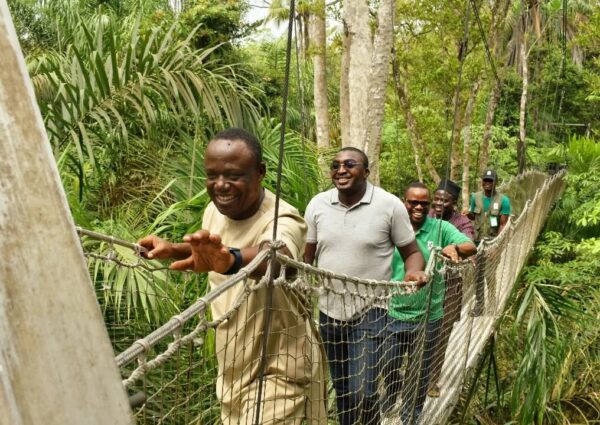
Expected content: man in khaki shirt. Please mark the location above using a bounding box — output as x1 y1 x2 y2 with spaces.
140 128 326 424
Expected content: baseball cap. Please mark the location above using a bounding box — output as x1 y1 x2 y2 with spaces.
481 169 497 181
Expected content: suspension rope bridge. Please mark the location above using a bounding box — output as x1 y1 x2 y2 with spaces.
0 1 568 423
77 170 565 424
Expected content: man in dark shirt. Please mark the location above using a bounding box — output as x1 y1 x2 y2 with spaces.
429 179 475 240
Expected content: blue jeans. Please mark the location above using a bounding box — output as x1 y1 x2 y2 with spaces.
383 318 442 425
319 308 388 425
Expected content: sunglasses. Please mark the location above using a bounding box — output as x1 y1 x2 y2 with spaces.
330 160 364 171
406 200 430 207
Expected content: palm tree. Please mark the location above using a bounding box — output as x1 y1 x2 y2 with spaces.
28 5 260 216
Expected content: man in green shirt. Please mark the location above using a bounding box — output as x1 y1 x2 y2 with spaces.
467 169 511 316
384 182 476 424
467 169 511 243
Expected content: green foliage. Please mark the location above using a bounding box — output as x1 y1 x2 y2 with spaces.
24 4 262 221
179 0 253 50
7 0 58 54
545 136 600 237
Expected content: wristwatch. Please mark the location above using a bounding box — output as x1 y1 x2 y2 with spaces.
224 247 243 275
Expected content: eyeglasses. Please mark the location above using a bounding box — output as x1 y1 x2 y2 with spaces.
406 200 430 207
330 160 363 171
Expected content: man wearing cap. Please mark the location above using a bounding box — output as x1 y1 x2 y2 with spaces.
430 179 475 240
467 169 511 317
467 169 511 243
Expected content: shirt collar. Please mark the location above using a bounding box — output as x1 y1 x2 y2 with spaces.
330 182 375 206
415 215 435 236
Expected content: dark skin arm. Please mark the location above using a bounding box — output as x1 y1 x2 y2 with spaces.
440 241 477 262
396 239 427 284
139 231 292 279
303 242 317 265
138 235 191 260
498 214 509 233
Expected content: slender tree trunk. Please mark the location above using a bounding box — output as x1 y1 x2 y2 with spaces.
296 16 304 62
478 83 501 174
341 0 371 150
530 0 542 39
478 0 511 175
310 0 329 152
392 58 423 181
462 80 481 208
518 33 528 173
365 0 394 184
393 69 440 183
450 89 464 181
340 21 351 148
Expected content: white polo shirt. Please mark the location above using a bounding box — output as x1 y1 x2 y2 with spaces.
304 182 415 320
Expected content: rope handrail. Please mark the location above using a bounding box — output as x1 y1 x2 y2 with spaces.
114 249 270 368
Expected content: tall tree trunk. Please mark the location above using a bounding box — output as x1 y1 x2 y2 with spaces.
449 24 469 181
340 21 351 148
341 0 371 150
310 0 329 152
478 0 511 175
518 32 528 173
296 15 305 62
529 0 542 39
478 83 501 174
393 67 440 184
449 89 464 181
365 0 394 184
462 80 481 208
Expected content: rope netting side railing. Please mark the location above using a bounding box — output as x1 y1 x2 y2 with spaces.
77 171 565 425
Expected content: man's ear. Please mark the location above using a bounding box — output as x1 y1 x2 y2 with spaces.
257 161 267 180
364 167 370 178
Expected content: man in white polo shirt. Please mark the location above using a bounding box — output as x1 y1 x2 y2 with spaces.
304 147 426 425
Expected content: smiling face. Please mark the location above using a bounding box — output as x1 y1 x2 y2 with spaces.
432 189 455 219
404 187 431 228
330 149 369 199
204 138 266 220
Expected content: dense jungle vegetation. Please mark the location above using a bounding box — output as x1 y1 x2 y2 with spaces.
7 0 600 423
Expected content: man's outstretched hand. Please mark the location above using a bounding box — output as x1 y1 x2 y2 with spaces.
170 230 235 274
138 235 175 260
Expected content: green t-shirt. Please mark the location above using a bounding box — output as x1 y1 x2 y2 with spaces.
389 216 471 322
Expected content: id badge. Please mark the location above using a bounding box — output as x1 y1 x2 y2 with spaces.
490 215 498 227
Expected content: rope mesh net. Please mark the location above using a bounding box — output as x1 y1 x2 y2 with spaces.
79 171 565 425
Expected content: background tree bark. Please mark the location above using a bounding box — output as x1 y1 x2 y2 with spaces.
393 66 441 183
477 0 511 175
341 0 371 150
518 14 529 173
462 80 481 207
365 0 394 184
310 0 329 152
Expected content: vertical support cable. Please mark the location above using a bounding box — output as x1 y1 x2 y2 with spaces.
254 1 296 424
